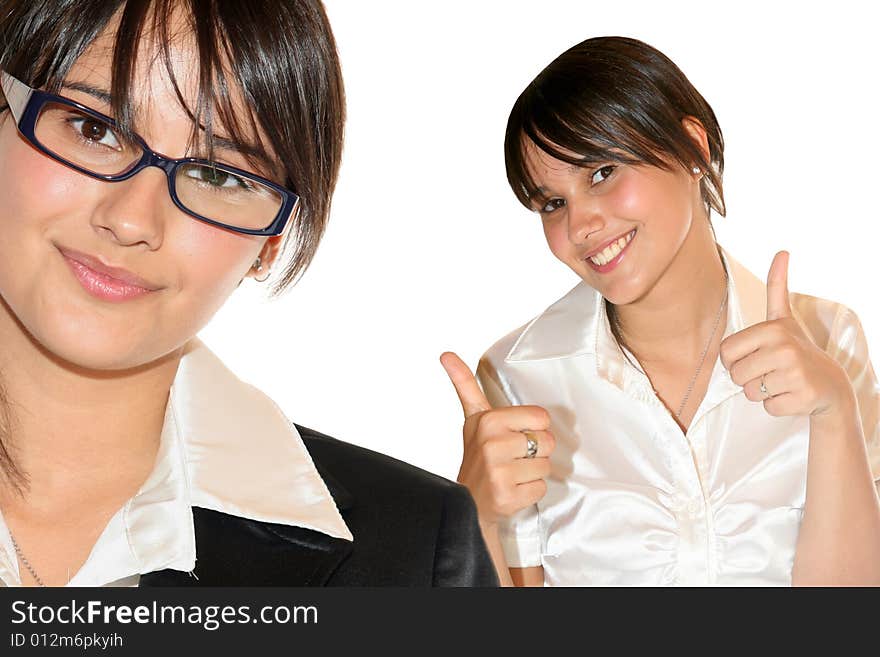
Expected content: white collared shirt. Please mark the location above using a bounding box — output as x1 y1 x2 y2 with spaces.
477 248 880 586
0 340 352 587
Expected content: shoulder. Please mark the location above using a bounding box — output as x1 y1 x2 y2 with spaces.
295 425 497 586
790 292 868 357
479 321 530 372
296 424 471 506
479 280 600 369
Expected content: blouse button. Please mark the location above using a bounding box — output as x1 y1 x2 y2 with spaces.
687 500 702 515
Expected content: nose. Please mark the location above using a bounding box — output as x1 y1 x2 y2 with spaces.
566 198 605 245
89 168 169 250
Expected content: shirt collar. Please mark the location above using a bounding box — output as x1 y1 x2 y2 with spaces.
169 338 352 541
0 339 353 587
504 246 768 382
121 338 353 581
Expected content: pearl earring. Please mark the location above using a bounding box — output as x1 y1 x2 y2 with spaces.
252 256 270 282
692 166 701 175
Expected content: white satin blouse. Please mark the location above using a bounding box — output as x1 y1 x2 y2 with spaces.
0 339 352 587
477 248 880 586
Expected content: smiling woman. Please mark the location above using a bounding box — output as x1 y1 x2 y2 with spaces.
442 36 880 587
0 0 496 587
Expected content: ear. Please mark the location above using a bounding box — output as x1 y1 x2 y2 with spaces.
681 116 711 174
245 198 300 281
245 234 285 281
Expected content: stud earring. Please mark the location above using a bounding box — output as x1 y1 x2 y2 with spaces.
692 166 701 175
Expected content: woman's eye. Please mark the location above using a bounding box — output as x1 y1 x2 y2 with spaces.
591 165 616 185
540 198 565 213
186 166 250 190
69 117 121 150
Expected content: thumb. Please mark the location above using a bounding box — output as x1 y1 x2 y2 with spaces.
766 250 792 320
440 351 491 418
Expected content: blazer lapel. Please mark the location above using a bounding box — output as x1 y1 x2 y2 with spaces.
139 507 353 586
139 507 352 586
140 466 356 587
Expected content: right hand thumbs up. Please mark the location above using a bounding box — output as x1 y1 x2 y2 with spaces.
440 352 555 529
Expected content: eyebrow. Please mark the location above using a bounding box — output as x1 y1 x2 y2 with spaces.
62 81 112 105
60 81 277 174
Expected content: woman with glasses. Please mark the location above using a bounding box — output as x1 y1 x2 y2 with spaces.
0 0 496 587
442 36 880 586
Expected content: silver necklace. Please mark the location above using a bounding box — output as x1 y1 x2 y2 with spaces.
9 530 47 587
674 273 729 419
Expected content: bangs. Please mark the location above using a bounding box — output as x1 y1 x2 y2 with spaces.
113 1 275 179
505 84 673 210
1 0 347 293
2 1 272 176
503 37 726 218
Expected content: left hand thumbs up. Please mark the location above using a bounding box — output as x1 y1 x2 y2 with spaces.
722 248 851 418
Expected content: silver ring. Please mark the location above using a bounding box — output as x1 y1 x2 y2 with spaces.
759 374 769 397
524 432 538 459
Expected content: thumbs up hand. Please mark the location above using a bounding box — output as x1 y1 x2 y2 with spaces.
440 352 555 529
720 251 853 418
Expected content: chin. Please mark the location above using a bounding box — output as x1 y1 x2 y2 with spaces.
598 285 643 307
571 264 642 306
42 331 160 372
20 306 172 373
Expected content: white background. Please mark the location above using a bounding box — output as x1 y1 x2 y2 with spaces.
201 0 880 480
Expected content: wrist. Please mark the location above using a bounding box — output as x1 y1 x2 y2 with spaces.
810 388 859 431
811 367 857 419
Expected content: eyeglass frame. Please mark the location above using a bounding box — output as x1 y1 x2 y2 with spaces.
0 71 299 237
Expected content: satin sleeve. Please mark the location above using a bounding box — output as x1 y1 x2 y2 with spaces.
476 357 543 568
824 306 880 482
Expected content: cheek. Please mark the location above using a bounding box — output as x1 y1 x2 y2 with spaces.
542 217 572 261
0 137 90 221
613 170 691 234
169 220 261 316
0 135 99 291
607 174 656 219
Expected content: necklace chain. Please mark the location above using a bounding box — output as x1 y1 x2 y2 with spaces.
675 272 730 419
9 529 46 587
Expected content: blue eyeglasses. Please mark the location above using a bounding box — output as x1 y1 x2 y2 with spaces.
0 71 299 236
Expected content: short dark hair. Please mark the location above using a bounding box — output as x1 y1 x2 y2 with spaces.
0 0 344 491
0 0 345 295
504 35 725 217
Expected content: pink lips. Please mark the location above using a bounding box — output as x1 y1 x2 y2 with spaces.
59 246 160 302
585 229 636 274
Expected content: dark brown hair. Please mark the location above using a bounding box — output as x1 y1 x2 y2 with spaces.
0 0 345 294
505 35 724 217
0 0 344 491
504 36 726 357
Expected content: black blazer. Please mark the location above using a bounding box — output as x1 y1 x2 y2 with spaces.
140 425 499 586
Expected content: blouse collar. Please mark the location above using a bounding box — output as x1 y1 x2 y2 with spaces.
0 338 353 587
499 247 777 432
86 339 351 584
504 246 770 378
167 338 352 541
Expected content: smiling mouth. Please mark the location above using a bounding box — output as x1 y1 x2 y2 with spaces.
586 229 636 267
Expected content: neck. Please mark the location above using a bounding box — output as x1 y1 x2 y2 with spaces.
614 217 727 362
0 297 182 507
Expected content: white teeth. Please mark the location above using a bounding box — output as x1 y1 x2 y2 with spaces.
589 230 634 266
